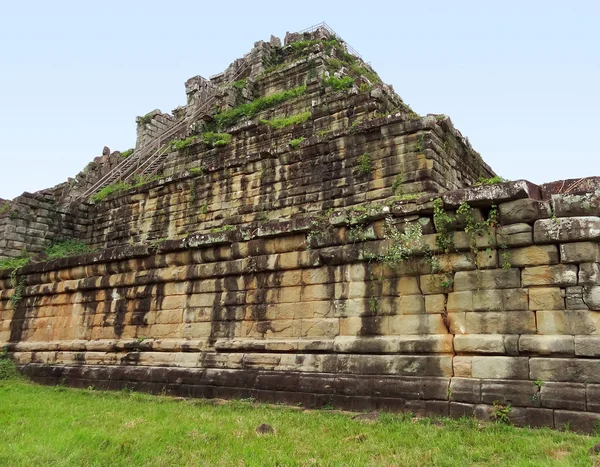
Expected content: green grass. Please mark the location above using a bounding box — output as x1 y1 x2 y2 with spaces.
0 256 30 271
45 240 92 259
202 132 231 148
89 175 163 203
475 175 509 186
214 85 307 128
322 75 354 91
120 148 134 158
289 137 305 149
260 111 311 130
89 181 132 203
170 135 200 151
0 379 598 466
231 78 246 90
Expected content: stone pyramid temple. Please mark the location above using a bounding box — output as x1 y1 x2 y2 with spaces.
2 23 600 431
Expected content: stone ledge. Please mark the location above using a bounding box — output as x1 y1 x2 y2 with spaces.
17 363 600 432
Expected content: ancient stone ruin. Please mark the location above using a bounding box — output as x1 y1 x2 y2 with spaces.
2 23 600 432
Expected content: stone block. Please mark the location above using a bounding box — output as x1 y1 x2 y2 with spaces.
481 379 540 407
528 287 564 310
521 264 578 287
397 295 425 314
471 356 529 379
579 263 600 286
537 310 600 335
499 198 551 224
454 334 515 355
566 286 588 309
420 274 454 294
454 269 520 291
554 410 600 433
530 358 600 383
336 355 453 377
497 223 533 247
519 335 574 355
424 294 446 314
504 245 559 267
447 291 473 312
583 286 600 311
448 312 466 334
441 180 540 208
540 382 586 411
586 384 600 412
552 192 600 217
560 242 600 264
525 408 555 428
534 217 600 244
574 336 600 356
465 311 536 334
449 377 480 403
388 314 448 335
473 289 528 311
453 356 472 377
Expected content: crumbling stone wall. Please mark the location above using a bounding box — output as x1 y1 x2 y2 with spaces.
0 191 89 259
3 180 600 432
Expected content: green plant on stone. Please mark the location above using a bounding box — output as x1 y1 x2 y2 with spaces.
433 198 454 253
189 167 204 176
200 203 208 215
9 268 26 308
202 132 231 148
138 112 153 126
368 297 379 313
415 132 425 153
170 136 201 151
46 240 92 259
214 85 307 129
322 75 354 91
210 225 235 233
120 148 134 159
89 181 132 203
534 378 544 389
0 256 30 271
148 238 168 252
490 401 511 424
305 208 335 250
260 111 311 130
0 348 19 380
374 217 436 295
475 175 508 186
356 153 372 176
391 173 404 195
456 202 499 269
289 137 305 149
232 78 247 91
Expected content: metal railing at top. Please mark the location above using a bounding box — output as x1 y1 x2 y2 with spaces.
80 22 368 201
296 21 366 63
80 61 252 200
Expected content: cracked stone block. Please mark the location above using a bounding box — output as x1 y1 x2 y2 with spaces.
499 198 551 224
521 264 577 287
534 217 600 244
560 242 600 264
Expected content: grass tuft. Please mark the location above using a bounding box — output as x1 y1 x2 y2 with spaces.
214 85 307 129
260 111 311 130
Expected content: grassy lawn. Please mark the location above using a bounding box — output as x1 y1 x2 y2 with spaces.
1 379 599 466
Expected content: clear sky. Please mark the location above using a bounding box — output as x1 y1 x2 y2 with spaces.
1 0 598 200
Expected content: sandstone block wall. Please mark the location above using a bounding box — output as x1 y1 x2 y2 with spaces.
0 191 89 259
3 181 600 432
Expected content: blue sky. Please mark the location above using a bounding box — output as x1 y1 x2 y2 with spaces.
1 0 598 200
